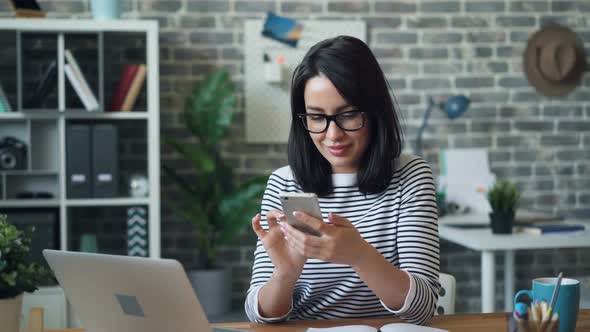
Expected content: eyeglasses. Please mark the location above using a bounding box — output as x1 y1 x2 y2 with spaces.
297 111 366 134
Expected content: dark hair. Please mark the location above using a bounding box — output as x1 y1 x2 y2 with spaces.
288 35 404 197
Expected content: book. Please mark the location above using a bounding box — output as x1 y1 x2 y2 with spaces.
109 64 139 111
514 223 586 235
64 49 99 111
307 323 447 332
25 60 57 108
65 64 95 111
0 83 12 112
120 64 146 112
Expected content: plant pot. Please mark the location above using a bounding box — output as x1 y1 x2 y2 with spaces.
188 268 231 318
489 211 514 234
0 294 23 332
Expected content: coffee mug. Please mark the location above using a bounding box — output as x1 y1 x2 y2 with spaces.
514 277 580 332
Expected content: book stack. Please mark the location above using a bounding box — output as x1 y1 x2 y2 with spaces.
514 223 586 235
64 49 99 111
109 64 147 112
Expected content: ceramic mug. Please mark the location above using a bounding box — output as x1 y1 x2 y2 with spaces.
90 0 121 20
514 277 580 332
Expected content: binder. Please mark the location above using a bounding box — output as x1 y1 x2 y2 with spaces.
66 125 91 198
92 124 118 197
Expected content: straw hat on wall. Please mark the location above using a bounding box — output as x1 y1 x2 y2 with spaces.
523 22 587 97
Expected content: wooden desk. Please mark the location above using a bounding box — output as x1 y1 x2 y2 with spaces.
213 309 590 332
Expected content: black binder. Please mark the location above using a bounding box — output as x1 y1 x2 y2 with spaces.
66 124 91 198
92 124 118 197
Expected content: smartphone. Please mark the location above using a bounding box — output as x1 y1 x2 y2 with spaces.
279 192 323 236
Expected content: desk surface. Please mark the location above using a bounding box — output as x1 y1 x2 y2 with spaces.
439 223 590 251
213 310 590 332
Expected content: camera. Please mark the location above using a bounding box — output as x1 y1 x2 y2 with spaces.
0 136 27 170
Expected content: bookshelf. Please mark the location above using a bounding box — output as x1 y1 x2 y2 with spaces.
0 19 161 259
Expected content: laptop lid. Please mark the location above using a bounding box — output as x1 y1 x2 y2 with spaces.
43 250 232 332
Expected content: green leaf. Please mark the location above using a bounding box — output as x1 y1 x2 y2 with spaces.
216 175 268 245
184 70 237 146
160 70 269 269
163 137 215 174
487 180 520 214
0 215 55 298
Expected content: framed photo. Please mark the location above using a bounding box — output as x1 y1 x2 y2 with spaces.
7 0 46 18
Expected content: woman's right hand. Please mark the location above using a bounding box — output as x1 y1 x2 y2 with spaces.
252 211 307 278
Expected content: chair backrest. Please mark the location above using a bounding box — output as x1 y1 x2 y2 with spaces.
436 273 456 315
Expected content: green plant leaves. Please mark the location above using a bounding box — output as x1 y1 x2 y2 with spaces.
487 181 520 215
217 175 268 245
162 69 268 269
184 70 237 147
0 215 54 299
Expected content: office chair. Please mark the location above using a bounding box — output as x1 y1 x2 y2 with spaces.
436 273 456 315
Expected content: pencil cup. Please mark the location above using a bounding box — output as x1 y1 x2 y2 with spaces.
514 278 580 332
516 317 559 332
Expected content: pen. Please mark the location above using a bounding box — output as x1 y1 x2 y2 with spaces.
548 272 563 315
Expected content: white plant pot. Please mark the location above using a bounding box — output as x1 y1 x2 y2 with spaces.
0 294 23 332
188 268 231 318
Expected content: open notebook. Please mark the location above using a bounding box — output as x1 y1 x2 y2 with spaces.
308 323 447 332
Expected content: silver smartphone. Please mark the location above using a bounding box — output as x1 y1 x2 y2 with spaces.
279 192 323 236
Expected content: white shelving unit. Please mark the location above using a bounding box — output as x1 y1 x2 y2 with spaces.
0 19 161 258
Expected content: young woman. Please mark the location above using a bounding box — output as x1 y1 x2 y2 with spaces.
245 36 440 325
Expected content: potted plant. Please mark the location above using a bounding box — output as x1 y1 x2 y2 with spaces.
163 69 267 316
0 214 53 332
487 181 520 234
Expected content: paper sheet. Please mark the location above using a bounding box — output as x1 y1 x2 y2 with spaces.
440 149 495 214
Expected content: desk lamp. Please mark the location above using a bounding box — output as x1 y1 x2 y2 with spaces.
414 95 470 156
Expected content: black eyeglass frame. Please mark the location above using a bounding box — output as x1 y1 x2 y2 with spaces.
296 111 367 134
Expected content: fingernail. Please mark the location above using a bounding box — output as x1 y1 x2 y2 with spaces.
280 225 287 234
293 211 302 219
278 213 285 218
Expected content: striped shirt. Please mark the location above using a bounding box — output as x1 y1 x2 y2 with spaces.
245 155 440 325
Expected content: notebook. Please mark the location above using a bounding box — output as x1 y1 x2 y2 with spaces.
308 323 447 332
42 250 244 332
514 223 586 235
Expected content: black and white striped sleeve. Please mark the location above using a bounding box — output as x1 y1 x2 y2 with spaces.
244 171 292 323
381 157 440 325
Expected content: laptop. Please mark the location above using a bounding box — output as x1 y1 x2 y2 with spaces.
43 250 244 332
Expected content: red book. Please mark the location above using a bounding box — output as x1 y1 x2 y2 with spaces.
109 64 139 111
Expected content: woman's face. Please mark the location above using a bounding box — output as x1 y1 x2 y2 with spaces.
303 74 370 174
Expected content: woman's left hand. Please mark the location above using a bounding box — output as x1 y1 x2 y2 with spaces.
284 212 371 266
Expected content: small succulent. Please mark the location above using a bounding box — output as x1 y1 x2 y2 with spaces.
487 181 520 216
0 214 53 299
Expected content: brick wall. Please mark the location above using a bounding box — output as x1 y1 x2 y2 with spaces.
2 0 589 313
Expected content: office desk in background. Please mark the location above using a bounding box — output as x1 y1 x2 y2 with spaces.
439 215 590 313
214 310 590 332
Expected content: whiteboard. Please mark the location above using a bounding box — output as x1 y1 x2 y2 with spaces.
244 19 366 143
